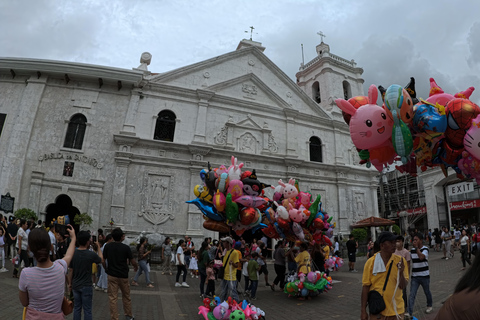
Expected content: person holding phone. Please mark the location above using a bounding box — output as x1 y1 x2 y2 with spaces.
18 225 76 318
131 237 154 288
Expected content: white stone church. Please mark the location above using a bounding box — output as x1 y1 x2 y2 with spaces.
0 39 379 240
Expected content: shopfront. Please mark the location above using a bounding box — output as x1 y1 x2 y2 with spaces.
449 199 480 226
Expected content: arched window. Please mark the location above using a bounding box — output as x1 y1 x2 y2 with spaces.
63 114 87 150
154 110 176 142
309 136 323 162
312 81 321 103
343 80 352 100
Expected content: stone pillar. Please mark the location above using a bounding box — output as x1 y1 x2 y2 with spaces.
88 179 104 229
337 183 349 234
120 93 140 135
425 185 440 230
110 157 131 226
0 75 47 198
186 168 203 236
28 171 45 214
284 109 299 157
193 90 215 145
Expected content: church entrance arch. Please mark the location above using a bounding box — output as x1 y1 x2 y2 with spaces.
45 194 81 232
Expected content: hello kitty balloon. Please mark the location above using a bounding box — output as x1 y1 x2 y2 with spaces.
458 114 480 183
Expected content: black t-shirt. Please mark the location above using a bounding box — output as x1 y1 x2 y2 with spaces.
346 240 357 254
7 223 18 244
184 241 194 256
103 242 133 278
70 249 102 290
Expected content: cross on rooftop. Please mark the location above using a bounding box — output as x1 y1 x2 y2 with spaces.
245 26 257 41
317 31 326 43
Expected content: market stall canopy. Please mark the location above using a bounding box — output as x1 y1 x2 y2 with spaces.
351 216 395 228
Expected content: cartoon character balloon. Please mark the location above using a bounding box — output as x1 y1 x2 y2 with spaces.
336 84 395 171
458 114 480 183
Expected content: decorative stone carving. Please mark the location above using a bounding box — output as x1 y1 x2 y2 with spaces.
214 125 228 145
238 132 257 154
242 83 257 98
139 171 175 225
351 147 360 166
288 166 298 173
315 170 320 176
248 59 255 66
354 192 366 217
267 133 278 153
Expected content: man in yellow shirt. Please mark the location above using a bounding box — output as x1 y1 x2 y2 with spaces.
361 232 409 320
295 243 311 274
220 237 240 302
323 243 331 258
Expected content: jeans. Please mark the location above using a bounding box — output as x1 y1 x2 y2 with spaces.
176 265 187 283
133 259 152 284
97 264 108 289
13 249 30 276
199 268 207 295
461 245 472 267
244 276 250 292
220 279 239 302
287 261 297 272
249 280 258 298
273 264 286 289
107 275 133 320
184 255 191 269
73 286 93 320
408 276 432 315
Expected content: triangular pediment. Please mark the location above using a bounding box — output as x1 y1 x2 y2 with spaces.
206 73 292 110
146 46 332 120
233 114 265 130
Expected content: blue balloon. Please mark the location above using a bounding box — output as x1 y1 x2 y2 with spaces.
186 198 223 221
412 102 447 137
301 288 308 297
250 223 267 234
214 296 221 305
241 300 248 310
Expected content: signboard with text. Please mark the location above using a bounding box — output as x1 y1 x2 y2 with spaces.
449 199 480 211
448 181 475 196
0 193 15 213
397 206 427 217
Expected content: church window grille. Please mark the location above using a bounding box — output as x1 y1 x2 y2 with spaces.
0 113 6 138
343 80 352 100
312 81 321 103
154 110 176 142
63 114 87 150
309 136 323 162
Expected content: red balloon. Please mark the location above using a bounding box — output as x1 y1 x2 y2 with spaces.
240 207 257 225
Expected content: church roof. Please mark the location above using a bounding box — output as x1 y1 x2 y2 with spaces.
351 216 395 228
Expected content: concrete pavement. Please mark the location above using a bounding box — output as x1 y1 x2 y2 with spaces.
0 248 468 319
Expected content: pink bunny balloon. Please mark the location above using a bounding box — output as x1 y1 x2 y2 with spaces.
278 178 298 199
228 156 244 181
288 203 302 222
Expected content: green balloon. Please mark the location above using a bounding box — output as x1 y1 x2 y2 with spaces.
315 278 328 291
207 312 217 320
304 281 315 290
307 194 321 227
225 193 238 223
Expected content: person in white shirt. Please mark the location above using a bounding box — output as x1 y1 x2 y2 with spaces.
441 226 453 260
453 228 462 250
333 236 340 256
48 223 57 261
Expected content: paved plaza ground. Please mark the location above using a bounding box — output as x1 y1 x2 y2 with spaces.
0 248 469 319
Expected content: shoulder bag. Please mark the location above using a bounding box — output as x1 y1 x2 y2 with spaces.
218 249 234 280
367 260 393 315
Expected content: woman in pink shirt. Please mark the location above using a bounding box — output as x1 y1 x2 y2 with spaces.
19 226 76 319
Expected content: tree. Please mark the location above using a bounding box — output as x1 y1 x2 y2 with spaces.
74 213 93 230
351 227 368 242
14 208 37 221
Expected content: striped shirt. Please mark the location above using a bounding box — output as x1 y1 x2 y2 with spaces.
19 259 68 314
410 246 429 277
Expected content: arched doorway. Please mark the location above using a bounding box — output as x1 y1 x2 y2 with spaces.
45 194 81 233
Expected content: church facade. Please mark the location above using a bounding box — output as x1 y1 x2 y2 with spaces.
0 39 379 240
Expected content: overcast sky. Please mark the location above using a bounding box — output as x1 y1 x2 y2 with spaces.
2 0 480 103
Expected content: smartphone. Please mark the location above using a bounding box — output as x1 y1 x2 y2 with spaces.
56 224 68 236
92 235 97 242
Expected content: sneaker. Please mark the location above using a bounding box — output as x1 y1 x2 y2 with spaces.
161 272 165 275
404 312 411 319
445 258 449 260
251 296 257 300
103 289 108 293
125 316 135 320
131 281 139 286
196 275 199 279
94 285 102 291
0 268 8 272
181 282 190 288
175 282 182 287
169 272 173 275
351 269 358 273
426 307 433 314
191 274 195 278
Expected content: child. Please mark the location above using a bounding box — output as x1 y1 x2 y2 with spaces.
189 251 199 278
205 260 216 297
247 252 260 300
0 227 7 272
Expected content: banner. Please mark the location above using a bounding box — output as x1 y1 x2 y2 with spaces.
449 199 480 211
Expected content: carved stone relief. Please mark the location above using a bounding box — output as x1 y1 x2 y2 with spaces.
351 147 360 166
139 171 175 225
354 192 366 218
268 133 278 153
238 132 257 154
214 125 228 145
242 83 257 99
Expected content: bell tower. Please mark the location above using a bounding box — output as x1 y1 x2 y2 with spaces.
296 34 364 118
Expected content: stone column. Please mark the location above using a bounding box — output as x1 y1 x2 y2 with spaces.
337 183 349 234
284 109 299 157
28 171 45 214
425 185 440 230
88 179 104 229
110 157 131 226
0 75 47 198
120 93 140 135
186 168 203 236
193 90 215 145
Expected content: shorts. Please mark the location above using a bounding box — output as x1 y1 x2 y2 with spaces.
259 264 268 275
348 252 356 262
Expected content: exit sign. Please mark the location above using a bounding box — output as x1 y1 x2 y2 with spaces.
448 182 475 196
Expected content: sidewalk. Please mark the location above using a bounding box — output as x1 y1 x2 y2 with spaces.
0 248 466 319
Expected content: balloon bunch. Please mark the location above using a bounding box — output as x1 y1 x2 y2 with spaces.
325 255 344 272
187 156 336 244
336 77 480 179
198 296 265 320
284 271 332 298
